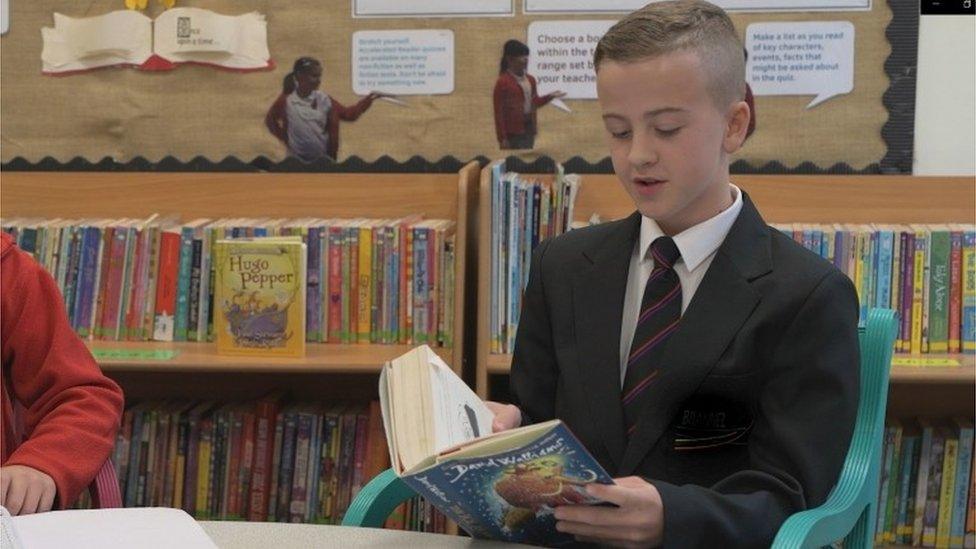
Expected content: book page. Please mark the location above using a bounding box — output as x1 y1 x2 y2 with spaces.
42 11 152 72
153 9 270 70
6 507 217 549
426 346 494 452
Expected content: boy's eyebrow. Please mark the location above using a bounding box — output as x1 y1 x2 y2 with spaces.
602 107 687 122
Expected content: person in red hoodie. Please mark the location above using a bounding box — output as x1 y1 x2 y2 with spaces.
1 232 124 515
492 40 566 150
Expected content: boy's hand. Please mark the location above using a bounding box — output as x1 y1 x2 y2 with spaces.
484 401 521 432
1 465 57 515
554 476 664 548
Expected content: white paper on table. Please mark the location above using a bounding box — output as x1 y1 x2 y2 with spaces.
3 507 218 549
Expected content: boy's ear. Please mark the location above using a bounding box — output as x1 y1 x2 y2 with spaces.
722 100 751 154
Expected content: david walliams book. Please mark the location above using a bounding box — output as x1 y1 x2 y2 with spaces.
379 345 612 545
213 237 306 357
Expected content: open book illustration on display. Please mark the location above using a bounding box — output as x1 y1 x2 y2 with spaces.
379 345 613 545
41 8 272 74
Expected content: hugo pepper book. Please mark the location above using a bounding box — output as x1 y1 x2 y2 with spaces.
379 345 612 545
213 237 306 357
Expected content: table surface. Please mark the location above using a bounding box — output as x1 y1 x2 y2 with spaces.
198 521 542 549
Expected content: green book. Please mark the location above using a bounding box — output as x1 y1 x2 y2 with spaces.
928 227 951 353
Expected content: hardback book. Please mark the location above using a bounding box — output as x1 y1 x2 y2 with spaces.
213 237 306 358
41 8 271 75
379 345 613 545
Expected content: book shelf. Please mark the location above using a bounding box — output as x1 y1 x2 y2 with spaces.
1 165 479 400
475 169 976 421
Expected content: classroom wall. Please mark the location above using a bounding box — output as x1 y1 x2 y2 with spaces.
913 15 976 176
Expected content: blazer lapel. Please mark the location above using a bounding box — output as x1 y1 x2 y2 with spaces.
573 212 641 472
618 194 773 475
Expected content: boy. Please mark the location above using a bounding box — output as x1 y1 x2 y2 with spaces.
1 232 124 514
487 1 859 547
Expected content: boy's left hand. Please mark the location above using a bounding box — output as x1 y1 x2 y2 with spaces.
554 476 664 548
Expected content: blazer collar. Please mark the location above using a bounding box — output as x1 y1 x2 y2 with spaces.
573 193 772 474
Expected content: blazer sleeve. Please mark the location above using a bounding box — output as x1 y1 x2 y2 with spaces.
1 244 125 509
651 269 860 548
509 239 559 427
492 79 509 144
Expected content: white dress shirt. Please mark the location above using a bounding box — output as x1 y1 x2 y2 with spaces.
618 184 744 385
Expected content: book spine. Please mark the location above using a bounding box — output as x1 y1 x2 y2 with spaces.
249 402 274 522
277 412 298 522
153 231 181 341
923 229 933 353
371 226 383 344
949 231 964 353
174 226 195 342
915 425 934 546
896 436 919 543
198 228 212 343
290 413 312 522
964 453 975 548
327 228 343 343
951 428 974 547
902 232 916 352
963 231 976 354
358 226 372 343
307 226 322 342
123 227 148 342
267 411 284 522
884 426 905 542
341 228 352 344
116 228 138 340
877 230 894 317
938 438 959 548
239 411 256 521
195 417 213 519
74 227 101 337
187 238 203 342
924 431 947 546
142 227 161 342
349 229 360 344
413 227 428 344
351 412 369 499
877 426 897 541
912 232 926 354
929 230 951 353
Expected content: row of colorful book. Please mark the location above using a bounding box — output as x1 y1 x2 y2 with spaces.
874 417 975 547
771 224 976 355
88 395 445 532
0 216 457 348
489 161 582 354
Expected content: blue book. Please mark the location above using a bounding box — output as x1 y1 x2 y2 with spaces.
876 229 895 314
381 345 613 545
174 225 195 341
950 418 974 547
73 225 101 335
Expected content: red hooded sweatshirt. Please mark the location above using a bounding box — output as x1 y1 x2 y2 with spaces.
1 232 124 508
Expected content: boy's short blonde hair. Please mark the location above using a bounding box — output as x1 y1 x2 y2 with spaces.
594 0 745 109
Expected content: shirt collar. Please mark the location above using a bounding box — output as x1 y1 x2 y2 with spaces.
639 184 743 272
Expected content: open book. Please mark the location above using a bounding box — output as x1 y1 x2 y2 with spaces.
41 8 271 74
379 345 613 545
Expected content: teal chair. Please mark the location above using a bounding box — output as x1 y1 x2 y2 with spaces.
345 309 899 549
772 307 898 549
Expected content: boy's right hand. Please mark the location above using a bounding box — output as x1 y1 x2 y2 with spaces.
0 465 56 515
485 401 522 432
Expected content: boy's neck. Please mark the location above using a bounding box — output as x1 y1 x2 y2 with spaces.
657 182 735 236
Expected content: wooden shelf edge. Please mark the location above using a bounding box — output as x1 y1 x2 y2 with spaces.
87 341 455 374
485 354 976 384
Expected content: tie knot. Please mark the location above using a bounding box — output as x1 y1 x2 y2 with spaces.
650 236 680 269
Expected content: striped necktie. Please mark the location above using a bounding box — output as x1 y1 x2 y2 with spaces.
622 236 682 438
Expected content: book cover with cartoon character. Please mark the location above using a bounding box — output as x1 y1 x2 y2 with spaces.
400 420 613 545
213 237 306 357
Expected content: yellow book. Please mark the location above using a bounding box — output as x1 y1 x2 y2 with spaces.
937 437 959 548
358 223 373 343
853 230 865 307
197 428 212 518
912 226 926 354
213 237 306 358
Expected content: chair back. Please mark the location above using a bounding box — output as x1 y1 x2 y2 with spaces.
772 308 898 548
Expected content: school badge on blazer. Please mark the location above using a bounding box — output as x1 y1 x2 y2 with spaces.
671 394 753 452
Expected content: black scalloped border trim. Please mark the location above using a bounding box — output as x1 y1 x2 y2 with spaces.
1 154 884 175
880 0 918 174
1 0 914 175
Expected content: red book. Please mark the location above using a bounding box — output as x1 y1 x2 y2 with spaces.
124 226 147 341
98 226 128 340
328 226 343 343
239 408 257 520
249 391 284 522
949 229 963 353
153 228 181 341
225 408 245 519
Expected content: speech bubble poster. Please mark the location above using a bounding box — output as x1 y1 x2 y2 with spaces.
746 21 856 108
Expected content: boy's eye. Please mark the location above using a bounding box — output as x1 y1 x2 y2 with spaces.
655 127 682 137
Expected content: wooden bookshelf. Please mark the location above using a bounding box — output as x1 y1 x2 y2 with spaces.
475 169 976 419
2 165 481 383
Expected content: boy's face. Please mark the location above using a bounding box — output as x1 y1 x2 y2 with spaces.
597 51 749 235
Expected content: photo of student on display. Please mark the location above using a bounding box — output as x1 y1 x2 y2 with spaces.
492 40 566 150
265 57 387 162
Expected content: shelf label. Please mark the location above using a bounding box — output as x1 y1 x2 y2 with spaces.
891 357 961 367
91 348 180 361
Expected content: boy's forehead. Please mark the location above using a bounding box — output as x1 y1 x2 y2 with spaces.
596 51 710 109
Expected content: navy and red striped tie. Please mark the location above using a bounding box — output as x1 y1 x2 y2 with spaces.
622 236 682 438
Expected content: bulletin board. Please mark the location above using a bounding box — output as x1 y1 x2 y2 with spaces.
0 0 912 172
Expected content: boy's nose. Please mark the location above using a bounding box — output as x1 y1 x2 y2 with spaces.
627 134 659 169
